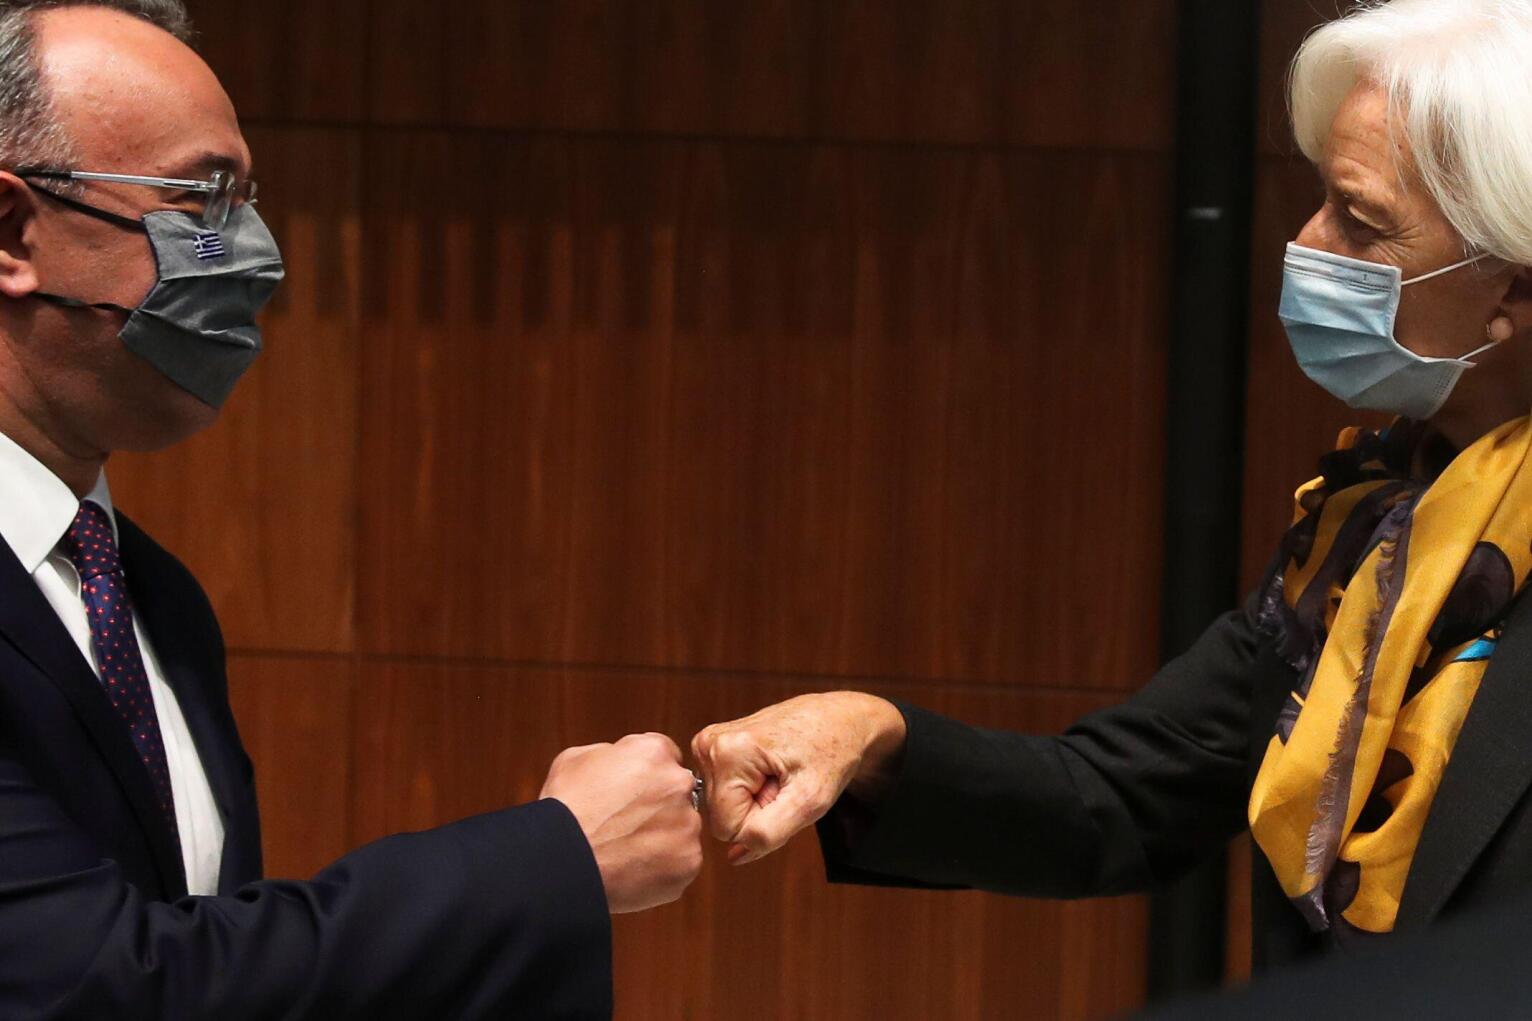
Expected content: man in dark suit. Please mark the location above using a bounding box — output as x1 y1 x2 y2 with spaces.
0 2 701 1017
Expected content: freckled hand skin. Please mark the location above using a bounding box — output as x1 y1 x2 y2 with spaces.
691 692 908 864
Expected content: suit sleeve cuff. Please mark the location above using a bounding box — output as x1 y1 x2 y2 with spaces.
816 703 972 889
446 798 614 1009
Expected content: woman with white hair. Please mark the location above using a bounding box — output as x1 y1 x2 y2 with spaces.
689 0 1532 969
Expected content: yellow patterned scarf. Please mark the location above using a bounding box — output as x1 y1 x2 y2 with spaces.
1249 416 1532 936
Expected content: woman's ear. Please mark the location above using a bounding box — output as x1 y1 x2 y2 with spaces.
0 174 40 300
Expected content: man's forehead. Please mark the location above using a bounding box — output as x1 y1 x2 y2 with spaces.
32 6 246 174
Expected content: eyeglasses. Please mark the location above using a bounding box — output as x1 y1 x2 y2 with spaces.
13 168 258 229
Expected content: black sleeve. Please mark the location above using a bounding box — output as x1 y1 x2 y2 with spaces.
818 601 1264 898
0 750 613 1021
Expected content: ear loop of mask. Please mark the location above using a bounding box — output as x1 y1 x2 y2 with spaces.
22 182 147 315
24 182 147 233
32 291 134 315
1402 252 1504 362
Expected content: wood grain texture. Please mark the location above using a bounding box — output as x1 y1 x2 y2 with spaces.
1225 834 1253 983
192 0 368 122
355 133 1172 690
307 0 1182 149
110 127 363 654
346 663 1148 1021
226 653 356 880
365 0 450 125
96 3 1187 1014
445 0 1178 149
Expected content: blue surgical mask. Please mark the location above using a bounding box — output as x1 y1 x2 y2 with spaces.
1279 243 1495 420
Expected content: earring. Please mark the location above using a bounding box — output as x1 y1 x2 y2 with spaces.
1488 316 1516 343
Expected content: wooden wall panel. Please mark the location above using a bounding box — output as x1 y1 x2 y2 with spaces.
94 3 1187 1017
365 0 450 125
436 0 1179 149
356 132 1171 690
226 654 356 880
222 0 1178 148
110 126 363 653
347 663 1147 1021
193 0 368 122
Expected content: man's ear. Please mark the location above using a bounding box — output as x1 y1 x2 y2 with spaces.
0 174 40 300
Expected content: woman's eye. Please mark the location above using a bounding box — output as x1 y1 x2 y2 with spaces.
1341 210 1379 241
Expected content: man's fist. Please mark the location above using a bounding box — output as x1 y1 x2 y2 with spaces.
541 733 704 914
691 693 907 864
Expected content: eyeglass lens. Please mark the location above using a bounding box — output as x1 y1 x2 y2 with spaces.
205 170 234 229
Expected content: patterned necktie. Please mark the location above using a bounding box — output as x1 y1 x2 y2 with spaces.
61 501 181 851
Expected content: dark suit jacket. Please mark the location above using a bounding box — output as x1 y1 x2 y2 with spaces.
0 513 613 1019
1139 885 1532 1019
819 591 1532 971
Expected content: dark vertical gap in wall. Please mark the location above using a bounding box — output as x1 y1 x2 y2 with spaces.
1149 0 1262 1003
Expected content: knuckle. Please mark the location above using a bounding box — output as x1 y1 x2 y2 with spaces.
737 821 769 853
549 745 586 769
679 846 703 878
705 809 737 842
631 732 668 758
714 731 749 759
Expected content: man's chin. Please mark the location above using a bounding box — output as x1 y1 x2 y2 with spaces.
108 386 223 452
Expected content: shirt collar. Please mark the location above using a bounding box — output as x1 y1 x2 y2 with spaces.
0 429 114 575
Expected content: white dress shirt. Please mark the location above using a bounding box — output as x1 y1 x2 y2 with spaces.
0 430 224 895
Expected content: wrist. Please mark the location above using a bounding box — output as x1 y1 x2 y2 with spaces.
846 694 907 802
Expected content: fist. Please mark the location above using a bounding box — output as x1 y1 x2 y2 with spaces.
691 693 907 865
540 733 704 914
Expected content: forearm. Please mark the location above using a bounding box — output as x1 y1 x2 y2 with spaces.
820 704 1157 897
820 606 1263 898
18 801 611 1020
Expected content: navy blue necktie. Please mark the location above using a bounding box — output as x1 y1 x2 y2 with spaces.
62 501 181 850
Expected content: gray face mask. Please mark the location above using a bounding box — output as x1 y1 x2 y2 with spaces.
32 197 285 408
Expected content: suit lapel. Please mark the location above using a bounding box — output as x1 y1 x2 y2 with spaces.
0 536 187 898
116 516 256 890
1398 592 1532 927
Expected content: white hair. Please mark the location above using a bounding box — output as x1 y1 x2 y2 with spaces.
1290 0 1532 265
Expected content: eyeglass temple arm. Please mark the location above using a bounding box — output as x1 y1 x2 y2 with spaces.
13 168 216 192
